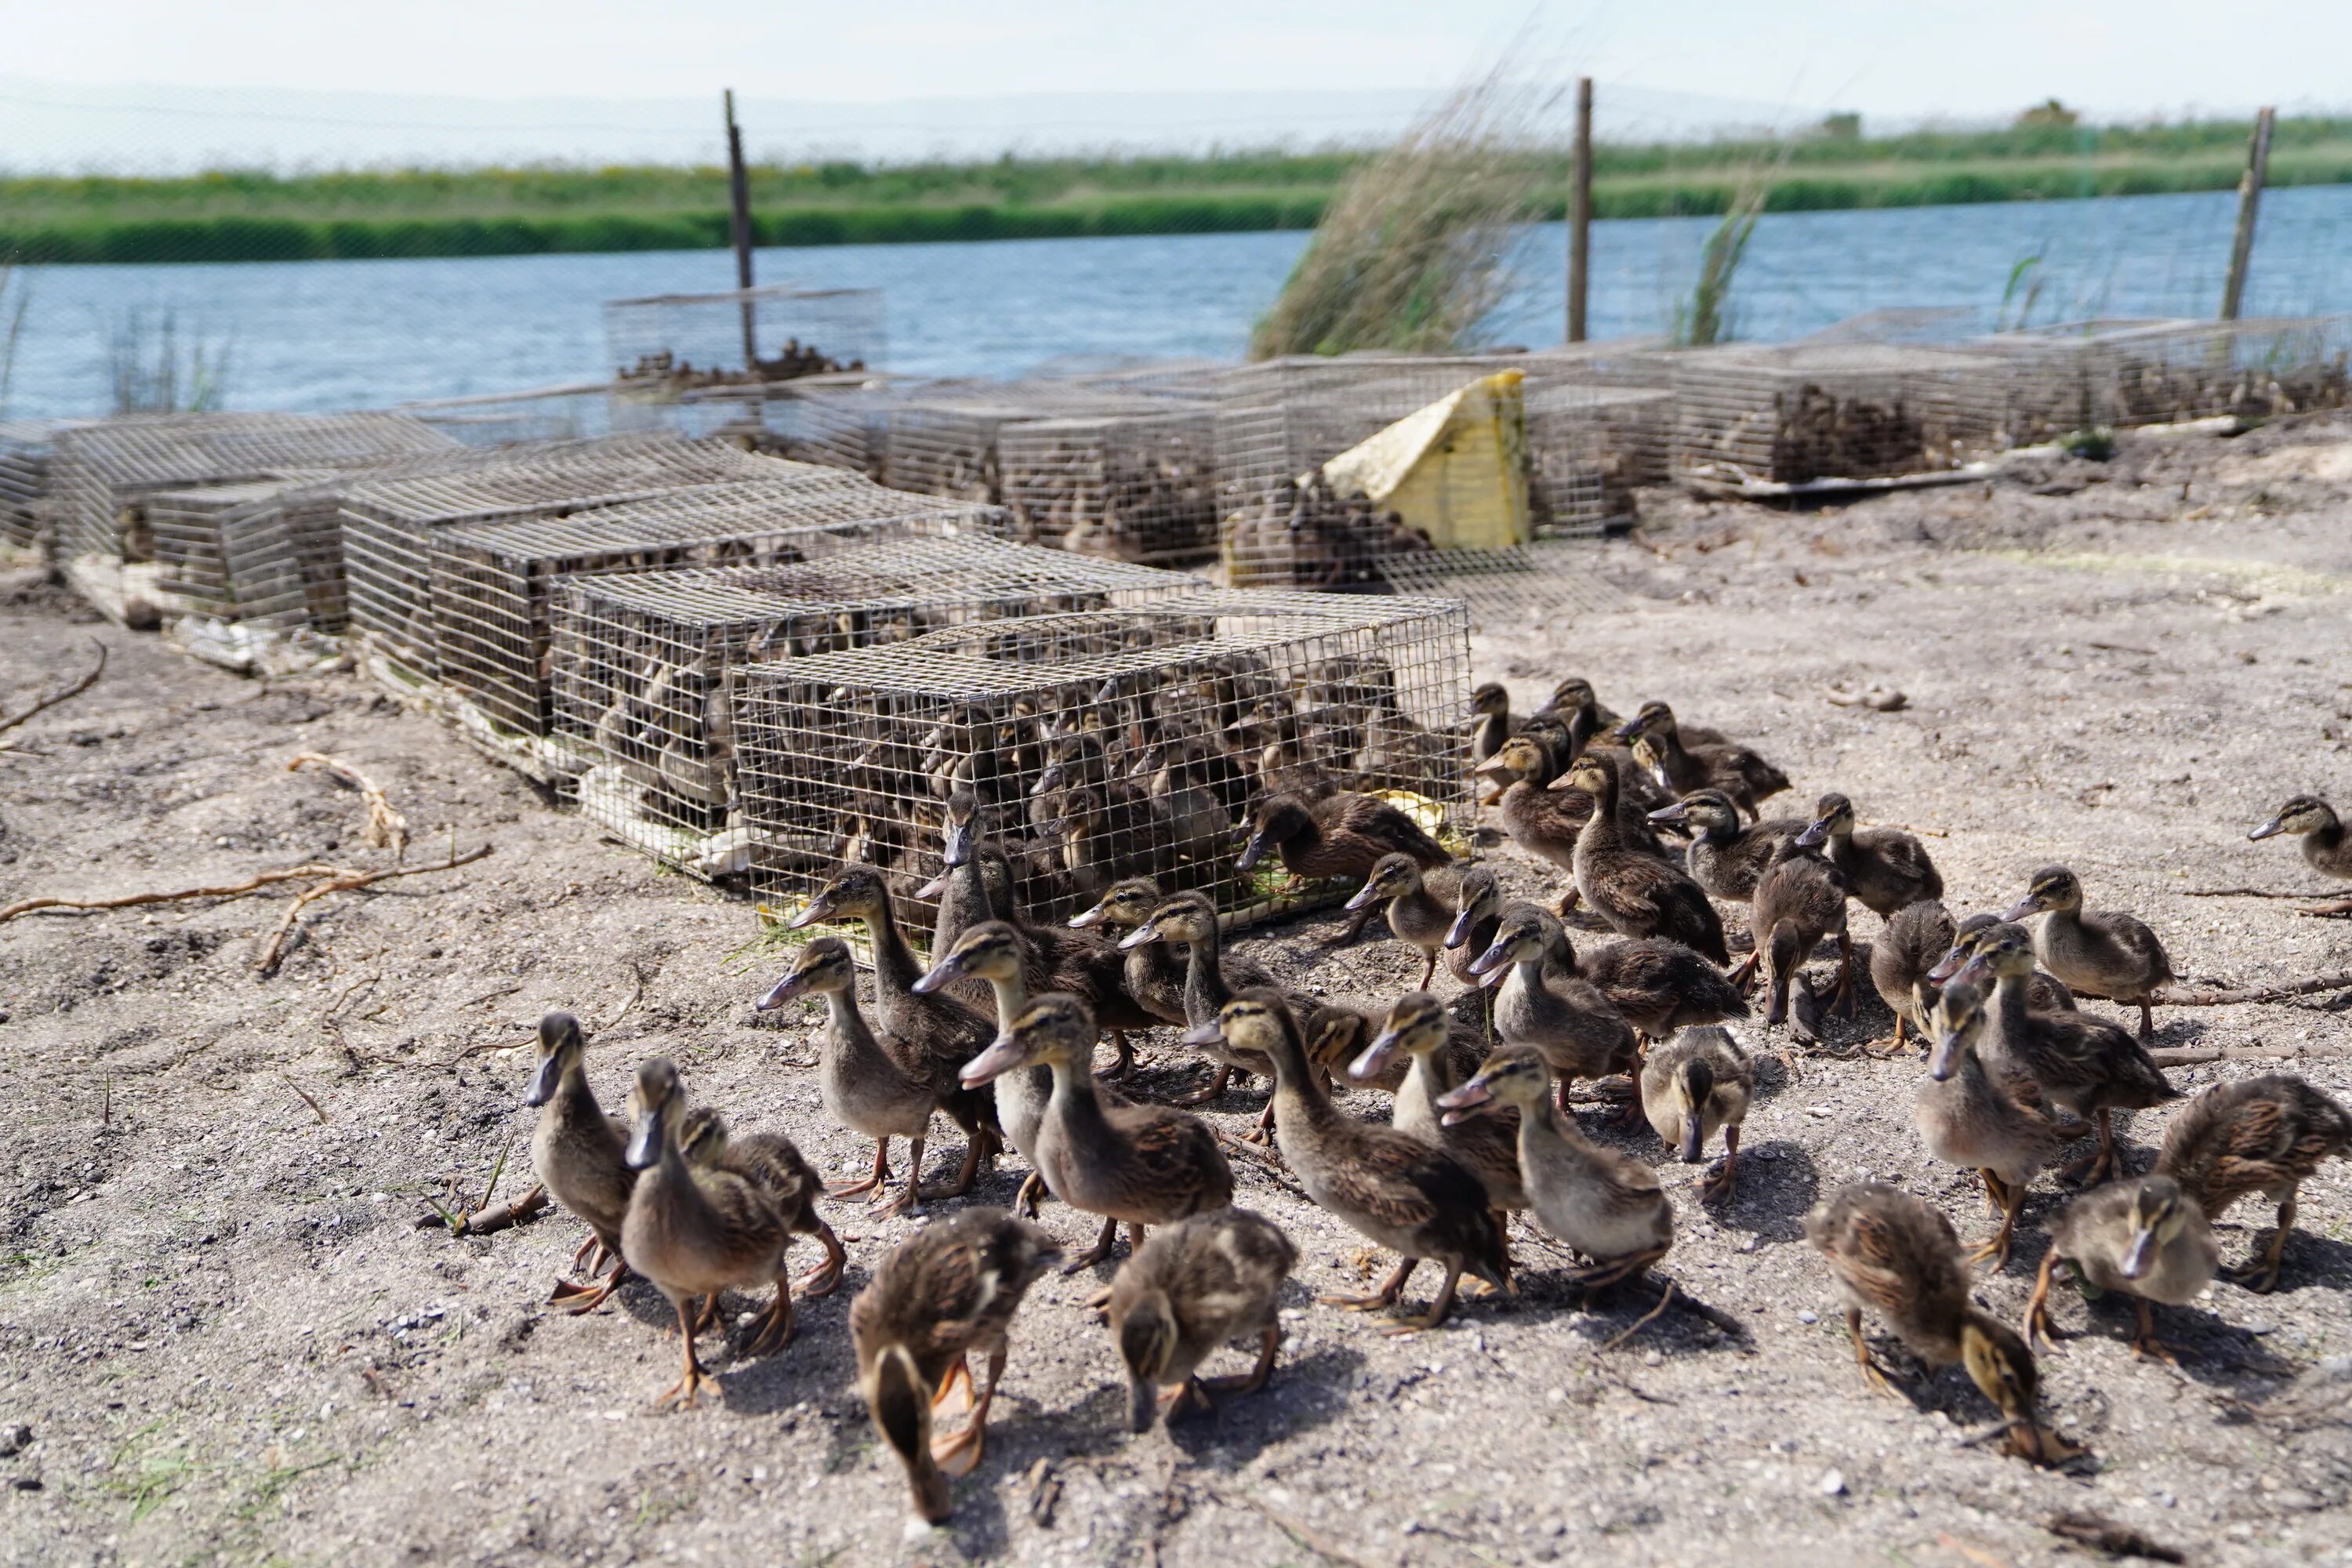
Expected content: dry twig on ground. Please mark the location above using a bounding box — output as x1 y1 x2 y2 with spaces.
2150 1040 2351 1068
2 863 341 924
0 638 106 739
289 751 408 862
253 842 492 975
2157 970 2352 1007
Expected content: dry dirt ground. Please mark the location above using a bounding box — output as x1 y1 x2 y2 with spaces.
4 416 2351 1568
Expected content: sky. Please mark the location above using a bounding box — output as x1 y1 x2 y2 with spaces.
2 0 2347 169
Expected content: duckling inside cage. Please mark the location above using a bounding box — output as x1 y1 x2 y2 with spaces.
1669 342 2008 487
999 407 1220 566
549 537 1203 878
0 419 64 557
731 591 1472 944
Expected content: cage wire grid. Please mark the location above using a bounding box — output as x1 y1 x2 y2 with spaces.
145 474 328 627
396 382 616 448
1668 341 2008 486
338 436 792 680
605 283 884 389
0 419 64 554
731 590 1472 940
1000 406 1221 565
551 537 1204 877
423 480 1007 779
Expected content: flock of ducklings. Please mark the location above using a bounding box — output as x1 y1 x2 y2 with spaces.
517 673 2352 1522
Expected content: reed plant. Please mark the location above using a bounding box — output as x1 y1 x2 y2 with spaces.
106 309 232 414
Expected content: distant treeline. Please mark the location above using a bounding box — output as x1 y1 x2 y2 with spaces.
5 116 2350 265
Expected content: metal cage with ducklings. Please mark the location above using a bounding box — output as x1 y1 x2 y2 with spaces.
730 590 1473 942
604 283 885 390
51 410 459 624
550 537 1203 878
422 477 1007 782
396 381 617 449
1668 341 2009 486
999 405 1221 565
143 474 328 631
0 418 64 555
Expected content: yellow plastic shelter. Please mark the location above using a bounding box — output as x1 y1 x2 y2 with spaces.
1316 369 1530 550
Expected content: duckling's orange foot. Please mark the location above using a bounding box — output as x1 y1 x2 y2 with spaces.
1014 1171 1047 1220
2057 1150 2119 1187
1965 1236 2013 1271
739 1294 795 1358
1697 1163 1737 1204
1554 887 1583 917
930 1420 986 1479
2129 1332 2187 1365
654 1367 716 1410
1162 1378 1217 1424
1319 1288 1403 1313
2221 1258 2284 1294
1855 1357 1906 1400
546 1270 623 1314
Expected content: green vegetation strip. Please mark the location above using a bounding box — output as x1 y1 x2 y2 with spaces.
5 119 2350 265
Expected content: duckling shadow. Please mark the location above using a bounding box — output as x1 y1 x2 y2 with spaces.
2216 1223 2352 1298
1708 1138 1821 1246
603 1274 863 1417
1163 1341 1367 1467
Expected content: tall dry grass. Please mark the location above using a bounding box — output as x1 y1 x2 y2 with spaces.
1249 71 1555 359
106 309 233 415
0 251 27 413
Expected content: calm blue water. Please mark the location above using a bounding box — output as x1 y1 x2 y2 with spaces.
5 184 2349 420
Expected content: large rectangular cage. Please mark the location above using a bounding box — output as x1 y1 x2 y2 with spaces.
145 475 328 628
339 435 789 678
1000 405 1221 564
732 591 1473 939
397 382 616 448
424 479 1007 779
51 411 458 622
762 376 901 480
879 383 1153 503
2220 315 2352 417
0 419 64 555
1965 320 2212 444
1669 342 2007 485
551 537 1202 877
605 284 885 387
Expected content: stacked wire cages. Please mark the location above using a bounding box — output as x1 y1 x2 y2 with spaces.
145 475 328 628
425 478 1007 781
0 419 62 556
397 382 616 448
605 284 885 392
1000 406 1221 564
2221 316 2352 416
1669 342 2007 485
763 375 901 479
50 412 458 623
732 591 1472 942
551 538 1203 877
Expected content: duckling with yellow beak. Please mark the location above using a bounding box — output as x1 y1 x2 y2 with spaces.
2024 1175 2218 1363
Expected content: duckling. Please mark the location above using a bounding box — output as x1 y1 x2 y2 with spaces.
852 1207 1065 1522
789 869 1002 1196
1613 701 1789 822
1465 902 1639 1110
1962 924 2175 1186
619 1059 796 1408
2249 795 2352 914
1563 752 1729 962
1190 992 1508 1332
1484 735 1665 884
1119 891 1291 1108
1640 1025 1753 1201
1069 877 1187 1028
1041 782 1165 905
1108 1208 1297 1429
1468 681 1515 771
919 921 1088 1218
1871 898 1957 1053
1568 927 1751 1041
1343 852 1465 988
1795 793 1942 917
1748 844 1852 1025
2024 1176 2219 1362
1437 1044 1672 1291
2000 866 2173 1040
1918 981 2077 1270
676 1105 845 1298
1350 992 1524 1212
963 994 1232 1274
1237 791 1450 942
928 789 996 964
524 1011 637 1313
2155 1073 2351 1292
1539 676 1640 757
1646 789 1805 903
1805 1182 2078 1465
1926 914 2078 1014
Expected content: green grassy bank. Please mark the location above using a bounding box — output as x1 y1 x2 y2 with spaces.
5 117 2349 265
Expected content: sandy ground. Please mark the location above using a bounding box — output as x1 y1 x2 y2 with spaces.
3 415 2350 1568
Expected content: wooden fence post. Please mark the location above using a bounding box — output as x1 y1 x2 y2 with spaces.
724 89 758 365
2220 106 2276 321
1568 77 1593 343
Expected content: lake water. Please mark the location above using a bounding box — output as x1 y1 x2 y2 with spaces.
5 184 2350 420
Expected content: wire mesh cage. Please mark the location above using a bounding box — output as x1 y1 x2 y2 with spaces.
762 375 903 479
605 284 885 389
1669 341 2007 485
2220 315 2352 416
397 382 616 448
425 478 1007 780
733 590 1472 939
610 383 773 443
1000 406 1221 564
552 538 1202 877
340 435 788 679
51 411 458 622
145 474 328 627
0 419 64 555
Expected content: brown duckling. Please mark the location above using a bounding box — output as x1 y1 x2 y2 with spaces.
963 993 1232 1274
789 868 1003 1195
1439 1044 1672 1292
2155 1073 2351 1292
1238 790 1450 942
677 1105 846 1298
1465 902 1639 1110
1350 992 1525 1213
1748 844 1853 1025
1468 681 1515 772
1539 676 1624 749
928 789 996 963
1119 891 1293 1108
1871 898 1957 1052
1109 1208 1297 1429
2025 1175 2219 1362
2249 794 2352 914
2000 865 2173 1040
1640 1024 1753 1201
1918 982 2078 1270
1806 1182 2078 1464
1613 700 1789 822
1567 927 1751 1042
1646 788 1805 903
1069 877 1188 1029
1563 751 1728 962
1962 924 2175 1185
1795 793 1943 917
619 1059 797 1408
1484 734 1664 883
1343 851 1466 988
853 1207 1065 1522
525 1011 636 1313
1926 914 2078 1014
1192 991 1509 1332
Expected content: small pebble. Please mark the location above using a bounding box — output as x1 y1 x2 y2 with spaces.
901 1518 937 1544
1642 1351 1663 1367
0 1425 29 1457
1819 1469 1847 1497
1797 1311 1818 1325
